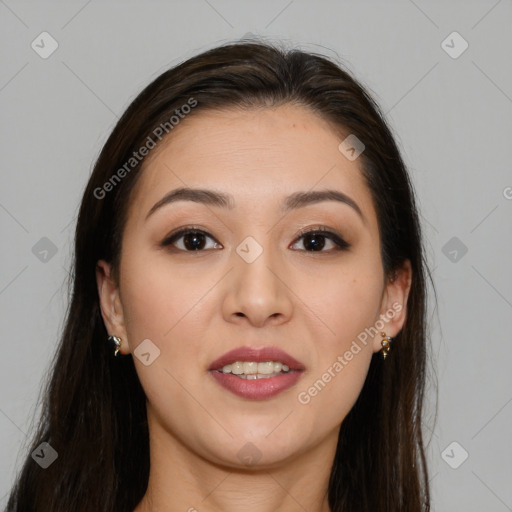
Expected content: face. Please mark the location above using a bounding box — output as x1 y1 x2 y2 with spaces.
97 104 411 469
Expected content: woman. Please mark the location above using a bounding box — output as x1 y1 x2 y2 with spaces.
6 39 433 511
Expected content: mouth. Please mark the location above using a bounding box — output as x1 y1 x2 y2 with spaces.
207 346 305 400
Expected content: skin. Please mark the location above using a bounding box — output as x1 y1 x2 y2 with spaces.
96 104 412 512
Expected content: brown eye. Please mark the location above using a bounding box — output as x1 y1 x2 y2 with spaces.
162 228 222 251
291 228 350 252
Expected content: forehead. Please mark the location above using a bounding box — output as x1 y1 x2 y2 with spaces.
127 104 376 223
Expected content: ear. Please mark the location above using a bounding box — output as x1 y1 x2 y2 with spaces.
96 260 129 355
373 259 412 353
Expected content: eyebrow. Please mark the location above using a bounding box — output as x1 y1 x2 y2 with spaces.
145 187 365 222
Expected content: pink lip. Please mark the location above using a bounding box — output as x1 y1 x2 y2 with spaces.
207 346 305 401
207 346 306 371
209 370 304 400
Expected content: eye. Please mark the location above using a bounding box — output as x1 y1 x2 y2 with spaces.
161 225 350 253
290 226 350 252
161 226 222 252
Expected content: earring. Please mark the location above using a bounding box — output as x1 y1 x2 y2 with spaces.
107 335 122 356
380 332 392 360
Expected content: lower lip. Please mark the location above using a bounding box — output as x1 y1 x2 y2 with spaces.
209 370 304 400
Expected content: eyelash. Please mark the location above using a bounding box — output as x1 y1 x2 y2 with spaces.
161 225 351 253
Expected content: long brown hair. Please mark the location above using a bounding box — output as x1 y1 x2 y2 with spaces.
6 39 433 511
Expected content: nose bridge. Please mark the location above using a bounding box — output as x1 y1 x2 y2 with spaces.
223 232 293 326
236 234 277 292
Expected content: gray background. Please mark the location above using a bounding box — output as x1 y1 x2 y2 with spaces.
1 0 511 510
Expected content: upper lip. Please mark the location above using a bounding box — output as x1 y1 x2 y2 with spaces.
208 346 306 371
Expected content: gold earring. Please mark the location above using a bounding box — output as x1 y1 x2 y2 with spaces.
107 335 122 356
380 332 392 360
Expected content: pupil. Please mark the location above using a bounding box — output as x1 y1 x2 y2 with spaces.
304 233 325 251
184 232 205 250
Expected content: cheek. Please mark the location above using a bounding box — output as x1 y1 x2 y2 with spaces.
119 254 208 407
296 256 384 345
119 247 204 351
298 347 373 432
292 253 383 419
119 245 224 384
295 274 378 425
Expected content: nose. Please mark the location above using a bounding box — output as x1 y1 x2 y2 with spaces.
222 242 294 328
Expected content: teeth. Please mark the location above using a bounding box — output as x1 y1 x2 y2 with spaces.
243 361 258 374
234 371 285 379
256 361 274 374
231 362 244 375
218 361 292 376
